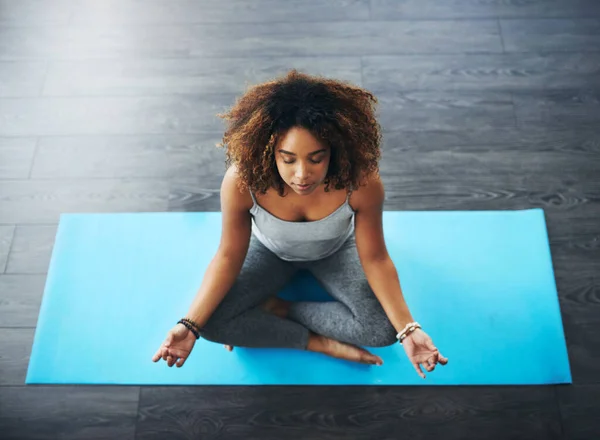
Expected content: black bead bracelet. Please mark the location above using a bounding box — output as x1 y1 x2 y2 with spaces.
177 319 200 339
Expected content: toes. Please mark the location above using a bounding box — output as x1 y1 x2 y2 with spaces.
359 349 382 365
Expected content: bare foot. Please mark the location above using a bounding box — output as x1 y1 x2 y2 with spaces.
223 297 291 351
307 333 383 366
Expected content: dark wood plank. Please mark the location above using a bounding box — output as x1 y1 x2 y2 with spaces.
546 204 600 249
42 57 362 97
0 96 233 136
0 61 47 97
380 127 600 153
549 207 600 329
0 225 15 272
557 384 600 439
60 387 139 440
0 137 37 178
501 19 600 52
370 0 500 19
70 0 370 24
380 150 599 184
0 328 34 385
377 147 599 211
551 239 598 285
4 225 57 274
380 181 598 211
137 386 561 440
561 319 600 385
0 0 72 25
0 386 68 440
497 0 600 18
190 20 503 57
0 386 139 440
168 177 224 212
363 53 600 91
0 179 170 224
555 270 600 326
371 0 600 19
549 210 600 386
0 274 46 326
377 91 515 131
513 89 600 130
31 134 226 179
0 21 502 61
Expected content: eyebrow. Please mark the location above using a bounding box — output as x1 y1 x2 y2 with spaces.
278 148 327 156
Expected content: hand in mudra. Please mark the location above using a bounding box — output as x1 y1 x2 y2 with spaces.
152 323 197 368
402 329 448 378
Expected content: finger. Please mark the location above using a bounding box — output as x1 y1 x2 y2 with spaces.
167 355 175 367
413 362 426 379
152 348 162 362
438 353 449 365
176 357 186 368
162 348 169 361
164 333 173 347
428 353 439 367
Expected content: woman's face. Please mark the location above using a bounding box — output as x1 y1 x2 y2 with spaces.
274 126 331 196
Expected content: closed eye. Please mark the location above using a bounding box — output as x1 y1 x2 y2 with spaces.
282 158 323 165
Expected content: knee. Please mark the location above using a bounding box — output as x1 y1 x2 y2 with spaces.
197 316 229 344
373 318 399 347
353 299 398 347
360 315 398 347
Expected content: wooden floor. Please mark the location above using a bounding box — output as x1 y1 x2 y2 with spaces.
1 1 599 439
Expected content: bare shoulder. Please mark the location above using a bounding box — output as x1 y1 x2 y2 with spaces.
221 164 253 212
349 172 384 212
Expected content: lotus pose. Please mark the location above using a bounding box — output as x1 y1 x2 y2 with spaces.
152 70 448 378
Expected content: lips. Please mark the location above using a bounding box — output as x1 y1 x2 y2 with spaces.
296 183 311 190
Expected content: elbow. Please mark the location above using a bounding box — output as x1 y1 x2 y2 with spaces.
361 252 394 271
215 244 249 268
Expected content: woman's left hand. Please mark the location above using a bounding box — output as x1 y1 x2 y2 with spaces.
401 329 448 379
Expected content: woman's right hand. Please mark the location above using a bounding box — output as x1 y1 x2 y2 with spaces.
152 323 197 368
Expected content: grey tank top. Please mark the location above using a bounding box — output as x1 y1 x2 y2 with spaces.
249 191 355 262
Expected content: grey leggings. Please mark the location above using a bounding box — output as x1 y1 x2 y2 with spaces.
199 233 398 349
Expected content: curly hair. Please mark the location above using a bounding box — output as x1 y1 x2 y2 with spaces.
216 69 382 196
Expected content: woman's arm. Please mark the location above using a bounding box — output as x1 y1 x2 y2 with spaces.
351 174 415 334
184 165 253 328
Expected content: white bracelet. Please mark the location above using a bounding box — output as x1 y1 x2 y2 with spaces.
396 321 421 342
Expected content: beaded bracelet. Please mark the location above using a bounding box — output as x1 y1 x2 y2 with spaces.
177 319 200 340
181 317 202 331
396 322 421 344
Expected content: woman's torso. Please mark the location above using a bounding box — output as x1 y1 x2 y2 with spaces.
249 186 355 262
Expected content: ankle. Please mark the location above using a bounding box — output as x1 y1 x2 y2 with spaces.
306 332 326 353
280 299 291 318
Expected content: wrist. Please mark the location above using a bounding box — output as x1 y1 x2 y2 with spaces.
181 317 202 331
396 321 421 344
178 318 201 339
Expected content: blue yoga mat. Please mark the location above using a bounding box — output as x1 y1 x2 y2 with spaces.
26 208 571 386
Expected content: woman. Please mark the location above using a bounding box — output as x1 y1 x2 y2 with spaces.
152 70 448 379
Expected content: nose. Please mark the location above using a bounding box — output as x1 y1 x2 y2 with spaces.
295 162 310 180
